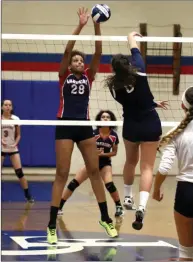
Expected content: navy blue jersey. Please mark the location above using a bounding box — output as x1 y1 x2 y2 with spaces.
94 128 119 162
57 69 93 120
109 48 157 119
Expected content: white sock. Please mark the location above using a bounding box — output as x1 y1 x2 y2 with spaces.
124 184 133 198
139 191 149 211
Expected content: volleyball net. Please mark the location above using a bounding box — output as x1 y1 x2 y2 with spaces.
1 33 193 172
2 34 193 127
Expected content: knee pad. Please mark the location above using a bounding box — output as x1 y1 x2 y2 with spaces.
67 179 80 192
15 168 24 179
179 244 193 259
105 182 117 194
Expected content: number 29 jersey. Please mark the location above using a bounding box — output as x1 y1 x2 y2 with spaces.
57 69 93 120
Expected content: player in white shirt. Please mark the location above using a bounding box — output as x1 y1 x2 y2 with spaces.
1 100 34 203
152 86 193 261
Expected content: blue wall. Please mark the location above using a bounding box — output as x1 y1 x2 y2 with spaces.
2 80 60 167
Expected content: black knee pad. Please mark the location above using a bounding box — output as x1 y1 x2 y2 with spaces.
67 179 80 192
15 168 24 179
105 182 117 194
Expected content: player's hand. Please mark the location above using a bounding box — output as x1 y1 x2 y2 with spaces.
97 148 104 156
152 189 164 202
97 148 101 155
128 31 142 40
10 143 16 148
1 140 7 146
156 101 169 110
77 7 90 26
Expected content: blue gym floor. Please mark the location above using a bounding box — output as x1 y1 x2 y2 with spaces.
1 180 179 261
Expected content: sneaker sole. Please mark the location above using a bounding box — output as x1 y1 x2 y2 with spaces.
48 241 57 245
132 211 144 230
132 221 143 230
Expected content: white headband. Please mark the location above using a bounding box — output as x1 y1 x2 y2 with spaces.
182 86 193 109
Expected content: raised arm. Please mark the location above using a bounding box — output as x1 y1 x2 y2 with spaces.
59 7 89 77
87 22 102 80
127 31 145 73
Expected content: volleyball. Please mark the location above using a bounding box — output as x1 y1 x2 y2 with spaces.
91 4 111 23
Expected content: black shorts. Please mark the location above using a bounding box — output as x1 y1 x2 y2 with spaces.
123 109 162 142
55 119 94 143
99 159 112 171
1 151 19 157
174 181 193 218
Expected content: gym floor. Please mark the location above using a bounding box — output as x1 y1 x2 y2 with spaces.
2 176 179 261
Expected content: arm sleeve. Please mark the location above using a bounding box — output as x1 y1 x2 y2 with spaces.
12 115 20 120
12 115 20 126
131 48 145 73
158 141 177 175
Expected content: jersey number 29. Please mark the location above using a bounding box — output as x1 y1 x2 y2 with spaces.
71 84 85 95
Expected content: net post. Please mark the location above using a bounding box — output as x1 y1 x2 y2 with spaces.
139 23 147 67
173 24 182 95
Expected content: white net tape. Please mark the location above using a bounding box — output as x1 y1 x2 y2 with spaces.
2 34 193 42
1 120 180 127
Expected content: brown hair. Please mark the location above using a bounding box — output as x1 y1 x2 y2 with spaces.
158 87 193 149
104 54 138 91
1 100 14 115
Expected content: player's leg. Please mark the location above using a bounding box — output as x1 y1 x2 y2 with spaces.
100 165 124 217
47 138 74 244
132 110 162 230
174 181 193 261
10 152 34 202
174 212 193 261
58 166 89 215
123 139 139 210
77 130 118 238
78 137 108 205
132 141 159 230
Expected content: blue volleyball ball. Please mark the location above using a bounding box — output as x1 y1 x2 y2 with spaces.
91 4 111 23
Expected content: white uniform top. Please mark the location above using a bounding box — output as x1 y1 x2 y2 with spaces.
158 120 193 183
1 114 20 153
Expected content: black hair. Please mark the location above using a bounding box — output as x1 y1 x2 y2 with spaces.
1 99 14 115
69 50 85 64
95 110 117 130
105 54 138 91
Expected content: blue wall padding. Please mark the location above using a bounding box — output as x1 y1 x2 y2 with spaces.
2 80 60 167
